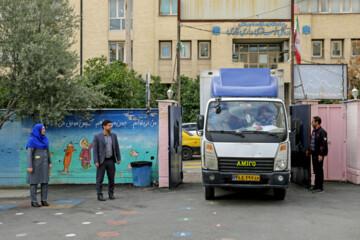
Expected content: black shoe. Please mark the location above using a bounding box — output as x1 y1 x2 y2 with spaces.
41 201 49 206
98 196 106 201
312 189 324 194
109 195 115 200
31 202 41 207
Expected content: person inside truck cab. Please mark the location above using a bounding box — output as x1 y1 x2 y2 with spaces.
255 106 276 126
221 107 248 130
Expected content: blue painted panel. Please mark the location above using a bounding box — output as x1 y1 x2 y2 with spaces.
0 110 159 186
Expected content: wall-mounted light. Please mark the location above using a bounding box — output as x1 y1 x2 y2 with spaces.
167 88 174 100
351 88 358 100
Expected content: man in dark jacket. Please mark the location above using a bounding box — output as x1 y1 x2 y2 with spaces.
93 120 121 201
307 116 328 193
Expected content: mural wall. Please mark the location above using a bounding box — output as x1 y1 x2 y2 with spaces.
0 110 159 186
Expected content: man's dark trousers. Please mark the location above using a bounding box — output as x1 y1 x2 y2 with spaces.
312 154 324 190
96 158 116 197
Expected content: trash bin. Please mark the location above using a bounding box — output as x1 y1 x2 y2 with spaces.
130 161 152 187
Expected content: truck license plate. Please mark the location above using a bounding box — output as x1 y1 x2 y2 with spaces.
232 175 260 181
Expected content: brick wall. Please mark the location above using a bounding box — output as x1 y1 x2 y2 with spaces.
157 100 179 188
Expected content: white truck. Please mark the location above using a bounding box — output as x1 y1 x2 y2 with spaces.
197 68 290 200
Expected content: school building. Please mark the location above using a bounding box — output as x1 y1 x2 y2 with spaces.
69 0 360 106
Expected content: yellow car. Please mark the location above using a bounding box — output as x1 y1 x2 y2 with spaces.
182 129 201 160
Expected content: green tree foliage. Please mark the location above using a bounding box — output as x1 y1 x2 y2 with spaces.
82 57 200 122
83 56 173 109
149 75 168 108
0 0 104 130
83 57 146 108
172 75 200 123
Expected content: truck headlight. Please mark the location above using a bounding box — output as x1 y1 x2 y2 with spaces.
204 142 218 170
274 143 288 171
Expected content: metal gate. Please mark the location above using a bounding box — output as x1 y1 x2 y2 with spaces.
168 106 183 189
290 105 312 188
318 105 347 181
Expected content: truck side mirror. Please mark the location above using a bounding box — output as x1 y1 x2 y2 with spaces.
197 115 204 130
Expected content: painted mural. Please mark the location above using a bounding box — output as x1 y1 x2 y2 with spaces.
0 110 159 186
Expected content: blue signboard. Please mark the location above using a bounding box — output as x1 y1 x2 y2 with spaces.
303 25 311 35
212 26 221 35
220 22 291 37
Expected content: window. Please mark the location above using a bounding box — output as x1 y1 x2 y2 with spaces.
342 0 350 11
109 0 133 31
331 40 343 57
160 0 178 15
312 40 323 57
232 42 285 69
109 42 133 63
198 41 211 59
321 0 329 12
160 41 172 59
109 42 125 62
310 0 319 12
353 0 360 12
180 41 191 59
298 0 360 13
351 40 360 56
331 0 340 12
300 0 308 12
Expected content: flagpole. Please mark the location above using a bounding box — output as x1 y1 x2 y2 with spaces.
291 0 295 105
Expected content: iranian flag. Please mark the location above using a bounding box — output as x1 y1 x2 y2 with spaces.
294 16 301 64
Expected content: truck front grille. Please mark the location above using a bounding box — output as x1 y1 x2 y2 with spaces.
218 158 274 172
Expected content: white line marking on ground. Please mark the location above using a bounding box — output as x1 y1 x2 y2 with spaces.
16 233 27 237
65 234 76 237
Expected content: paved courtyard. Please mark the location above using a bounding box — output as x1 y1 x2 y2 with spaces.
1 181 360 240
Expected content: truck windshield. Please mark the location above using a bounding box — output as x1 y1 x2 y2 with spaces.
206 101 287 134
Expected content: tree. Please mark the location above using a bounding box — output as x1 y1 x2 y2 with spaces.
0 0 104 130
83 57 146 108
338 40 360 99
172 75 200 123
149 75 169 108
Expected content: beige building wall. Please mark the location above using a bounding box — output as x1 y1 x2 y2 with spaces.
68 0 360 88
297 14 360 65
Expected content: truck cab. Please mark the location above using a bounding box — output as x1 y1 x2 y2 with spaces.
197 69 290 200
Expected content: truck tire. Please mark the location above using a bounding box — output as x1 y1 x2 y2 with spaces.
205 186 215 200
273 188 286 200
182 147 193 160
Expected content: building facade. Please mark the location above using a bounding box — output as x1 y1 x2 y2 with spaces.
69 0 360 105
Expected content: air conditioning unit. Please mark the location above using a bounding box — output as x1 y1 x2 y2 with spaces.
283 52 289 62
283 41 289 51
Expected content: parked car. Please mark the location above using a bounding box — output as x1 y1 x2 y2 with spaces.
182 129 201 160
182 123 197 135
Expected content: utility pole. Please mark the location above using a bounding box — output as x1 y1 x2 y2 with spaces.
177 0 181 104
290 0 295 104
125 0 132 70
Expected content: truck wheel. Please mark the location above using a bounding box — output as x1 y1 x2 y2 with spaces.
205 186 215 200
182 147 193 160
273 188 286 200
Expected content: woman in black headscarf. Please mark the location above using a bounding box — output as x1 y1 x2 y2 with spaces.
26 124 52 207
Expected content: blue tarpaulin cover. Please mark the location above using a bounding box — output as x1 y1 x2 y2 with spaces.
211 68 278 98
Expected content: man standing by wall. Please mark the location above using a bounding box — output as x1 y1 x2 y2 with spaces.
93 120 121 201
308 116 328 193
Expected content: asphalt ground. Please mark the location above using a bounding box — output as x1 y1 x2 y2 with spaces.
1 181 360 240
